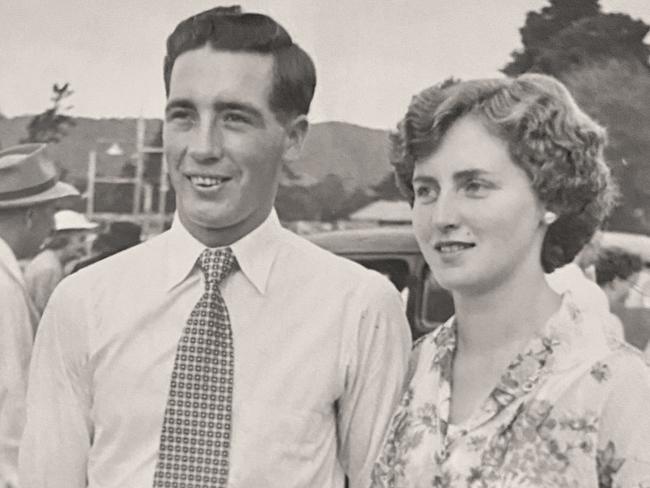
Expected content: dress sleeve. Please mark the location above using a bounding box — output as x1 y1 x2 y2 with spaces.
596 352 650 487
0 281 33 488
19 280 93 488
336 273 412 488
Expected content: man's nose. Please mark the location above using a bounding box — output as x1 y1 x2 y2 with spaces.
188 123 223 163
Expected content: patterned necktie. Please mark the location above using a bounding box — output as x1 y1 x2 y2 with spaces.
153 247 238 488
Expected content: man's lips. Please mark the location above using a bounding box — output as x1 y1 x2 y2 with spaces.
434 241 476 254
185 174 233 188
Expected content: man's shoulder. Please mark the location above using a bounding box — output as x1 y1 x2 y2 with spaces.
280 229 390 284
63 232 166 291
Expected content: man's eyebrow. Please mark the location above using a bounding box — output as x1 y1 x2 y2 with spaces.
165 99 194 113
213 101 263 119
412 175 438 185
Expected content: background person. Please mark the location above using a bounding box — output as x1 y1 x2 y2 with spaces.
24 210 97 316
371 74 650 487
70 220 142 273
595 248 644 306
20 7 411 488
595 247 649 350
0 143 78 488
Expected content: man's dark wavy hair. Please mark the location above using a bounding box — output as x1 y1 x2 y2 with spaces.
390 74 617 273
163 6 316 121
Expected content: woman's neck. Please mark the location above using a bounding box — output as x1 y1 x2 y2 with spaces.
453 269 561 357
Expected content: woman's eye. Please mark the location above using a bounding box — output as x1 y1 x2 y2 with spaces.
464 180 489 196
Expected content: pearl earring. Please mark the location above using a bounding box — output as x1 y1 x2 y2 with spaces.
543 211 558 225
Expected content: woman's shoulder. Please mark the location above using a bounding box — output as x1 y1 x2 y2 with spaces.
596 342 650 387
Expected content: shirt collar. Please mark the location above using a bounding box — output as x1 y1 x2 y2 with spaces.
164 209 284 295
432 291 611 434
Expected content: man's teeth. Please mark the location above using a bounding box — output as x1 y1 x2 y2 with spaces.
190 175 226 187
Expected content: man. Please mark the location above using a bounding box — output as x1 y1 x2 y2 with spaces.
21 7 411 488
0 143 79 488
70 220 142 272
594 248 650 348
24 210 97 315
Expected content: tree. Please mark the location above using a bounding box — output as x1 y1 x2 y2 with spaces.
561 59 650 233
503 0 649 77
531 14 650 76
21 83 76 144
371 173 403 201
502 0 650 234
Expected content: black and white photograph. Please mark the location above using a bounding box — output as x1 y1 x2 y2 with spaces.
1 1 649 487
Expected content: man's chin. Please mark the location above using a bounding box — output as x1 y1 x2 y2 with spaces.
182 209 240 231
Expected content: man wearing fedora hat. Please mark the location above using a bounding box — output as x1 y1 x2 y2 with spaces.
0 143 78 487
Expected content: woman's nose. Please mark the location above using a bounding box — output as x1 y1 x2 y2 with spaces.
431 190 460 231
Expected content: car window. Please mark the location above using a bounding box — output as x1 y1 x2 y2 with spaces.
420 266 454 332
356 258 410 291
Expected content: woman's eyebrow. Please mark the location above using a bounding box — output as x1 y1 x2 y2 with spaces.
452 169 491 182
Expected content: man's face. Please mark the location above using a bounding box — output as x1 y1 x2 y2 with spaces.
164 46 305 246
60 231 88 263
20 203 56 259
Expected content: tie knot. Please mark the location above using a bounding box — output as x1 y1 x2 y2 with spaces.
198 247 237 285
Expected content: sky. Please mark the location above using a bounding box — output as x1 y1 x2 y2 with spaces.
1 0 649 129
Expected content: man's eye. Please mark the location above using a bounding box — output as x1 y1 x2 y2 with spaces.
223 112 249 124
414 185 437 203
167 110 194 125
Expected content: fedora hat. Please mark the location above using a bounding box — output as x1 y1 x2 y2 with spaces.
0 143 79 208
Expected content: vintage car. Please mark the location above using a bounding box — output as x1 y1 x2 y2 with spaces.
309 226 650 344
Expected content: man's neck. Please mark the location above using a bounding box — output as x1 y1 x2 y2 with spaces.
178 209 272 248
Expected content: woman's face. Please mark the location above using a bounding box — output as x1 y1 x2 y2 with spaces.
411 115 547 295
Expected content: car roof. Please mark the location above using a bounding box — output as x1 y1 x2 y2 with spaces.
600 231 650 263
308 225 420 255
307 226 650 262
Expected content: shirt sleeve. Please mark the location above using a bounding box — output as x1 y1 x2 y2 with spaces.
19 280 93 488
596 353 650 487
0 281 33 488
336 273 412 488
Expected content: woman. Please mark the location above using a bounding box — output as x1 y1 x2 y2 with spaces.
371 75 650 487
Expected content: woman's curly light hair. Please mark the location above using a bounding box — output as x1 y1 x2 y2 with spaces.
391 74 617 273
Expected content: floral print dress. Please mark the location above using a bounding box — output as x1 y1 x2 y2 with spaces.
371 294 650 488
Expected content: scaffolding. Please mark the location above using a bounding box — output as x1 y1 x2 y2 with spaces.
85 118 170 236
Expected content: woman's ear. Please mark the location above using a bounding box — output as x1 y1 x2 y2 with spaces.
282 115 309 163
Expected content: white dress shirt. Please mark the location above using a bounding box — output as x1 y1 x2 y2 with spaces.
24 249 64 316
0 238 36 488
20 211 411 488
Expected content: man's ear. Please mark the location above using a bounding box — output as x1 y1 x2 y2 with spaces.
282 115 309 163
24 208 35 230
